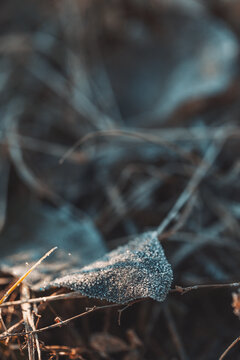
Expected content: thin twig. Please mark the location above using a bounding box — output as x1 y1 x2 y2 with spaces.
0 291 86 308
1 319 24 339
219 335 240 360
0 303 123 340
171 282 240 294
117 299 141 326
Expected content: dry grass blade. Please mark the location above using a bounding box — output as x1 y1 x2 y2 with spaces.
0 150 10 232
59 128 199 165
164 304 188 360
0 247 57 305
157 131 225 236
21 284 41 360
6 112 54 199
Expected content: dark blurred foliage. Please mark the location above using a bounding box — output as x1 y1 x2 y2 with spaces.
0 0 240 359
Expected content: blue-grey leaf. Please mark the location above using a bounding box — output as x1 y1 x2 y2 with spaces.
50 231 173 304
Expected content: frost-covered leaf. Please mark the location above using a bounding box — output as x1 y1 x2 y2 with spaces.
0 196 172 303
50 231 173 304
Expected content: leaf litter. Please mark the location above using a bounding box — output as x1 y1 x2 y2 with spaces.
0 0 240 359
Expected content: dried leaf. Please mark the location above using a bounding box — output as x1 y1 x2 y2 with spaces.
90 333 129 354
126 329 143 349
50 231 173 304
232 292 240 318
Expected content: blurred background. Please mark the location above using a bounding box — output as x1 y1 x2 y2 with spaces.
0 0 240 359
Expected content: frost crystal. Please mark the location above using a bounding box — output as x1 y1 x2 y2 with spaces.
50 232 173 304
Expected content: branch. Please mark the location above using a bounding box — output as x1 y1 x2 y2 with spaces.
171 282 240 295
